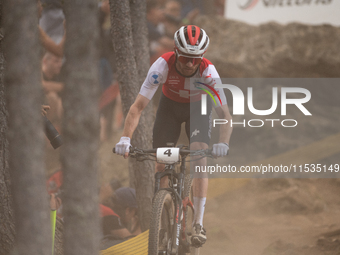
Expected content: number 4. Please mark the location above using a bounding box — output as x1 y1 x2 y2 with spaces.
164 149 172 157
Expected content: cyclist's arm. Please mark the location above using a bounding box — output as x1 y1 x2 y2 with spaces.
214 104 233 144
121 94 150 138
122 55 168 138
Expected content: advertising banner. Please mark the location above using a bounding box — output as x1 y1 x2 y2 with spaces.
225 0 340 26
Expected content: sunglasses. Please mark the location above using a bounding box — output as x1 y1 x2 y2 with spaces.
176 50 203 65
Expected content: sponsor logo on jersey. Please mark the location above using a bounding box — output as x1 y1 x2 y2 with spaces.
148 71 163 85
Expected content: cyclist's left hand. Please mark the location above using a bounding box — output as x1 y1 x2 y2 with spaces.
212 143 229 157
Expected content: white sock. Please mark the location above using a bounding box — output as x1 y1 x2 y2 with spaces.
193 197 206 227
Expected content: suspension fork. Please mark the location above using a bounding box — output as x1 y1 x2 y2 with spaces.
170 155 187 254
154 166 173 195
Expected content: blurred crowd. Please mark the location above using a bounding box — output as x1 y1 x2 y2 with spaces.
38 0 225 142
38 0 225 251
47 169 141 250
146 0 225 62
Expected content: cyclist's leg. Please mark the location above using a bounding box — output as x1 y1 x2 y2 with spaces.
185 99 212 246
187 142 208 247
153 93 183 187
190 142 208 224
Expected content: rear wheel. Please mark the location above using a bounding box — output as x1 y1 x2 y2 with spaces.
149 190 175 255
183 175 200 255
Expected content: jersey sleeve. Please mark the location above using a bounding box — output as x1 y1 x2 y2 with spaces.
202 64 227 108
139 57 168 100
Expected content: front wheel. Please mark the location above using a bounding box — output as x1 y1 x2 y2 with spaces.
183 175 200 255
149 190 175 255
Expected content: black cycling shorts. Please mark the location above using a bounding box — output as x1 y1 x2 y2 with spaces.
153 93 212 148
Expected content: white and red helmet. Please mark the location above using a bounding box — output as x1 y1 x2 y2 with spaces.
174 25 210 55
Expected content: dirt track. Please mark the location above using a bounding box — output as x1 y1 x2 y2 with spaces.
202 178 340 255
45 127 340 255
99 129 340 255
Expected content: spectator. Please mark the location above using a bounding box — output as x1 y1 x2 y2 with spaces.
147 0 174 63
214 0 225 16
100 185 137 240
46 171 133 242
164 0 181 18
100 204 132 239
100 187 141 250
99 178 122 209
164 1 182 38
113 187 141 236
42 51 64 129
37 0 65 57
41 105 51 116
39 25 65 58
98 0 115 93
39 0 65 43
98 0 123 141
47 170 63 218
42 52 63 88
178 0 204 19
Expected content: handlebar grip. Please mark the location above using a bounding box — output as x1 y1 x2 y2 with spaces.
112 146 134 154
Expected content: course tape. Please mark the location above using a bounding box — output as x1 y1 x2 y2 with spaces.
100 230 149 255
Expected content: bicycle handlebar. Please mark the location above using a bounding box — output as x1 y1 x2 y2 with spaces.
112 147 156 154
113 146 212 157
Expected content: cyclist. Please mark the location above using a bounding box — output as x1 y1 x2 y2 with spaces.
115 25 233 247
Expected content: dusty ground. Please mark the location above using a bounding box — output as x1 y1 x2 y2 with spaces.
202 178 340 255
99 128 340 255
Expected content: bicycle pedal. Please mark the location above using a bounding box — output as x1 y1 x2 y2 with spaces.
191 236 205 248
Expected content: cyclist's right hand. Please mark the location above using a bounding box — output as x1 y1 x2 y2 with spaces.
115 136 131 158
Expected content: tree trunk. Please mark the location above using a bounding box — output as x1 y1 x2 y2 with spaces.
109 0 138 188
110 0 154 232
129 0 155 232
0 1 15 251
61 1 101 254
130 0 150 85
3 0 51 254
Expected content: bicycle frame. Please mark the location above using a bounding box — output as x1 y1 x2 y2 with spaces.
154 153 193 254
113 146 210 254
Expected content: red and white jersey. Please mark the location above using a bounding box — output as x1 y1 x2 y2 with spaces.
139 52 227 106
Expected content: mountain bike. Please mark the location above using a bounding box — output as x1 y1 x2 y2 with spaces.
115 145 212 255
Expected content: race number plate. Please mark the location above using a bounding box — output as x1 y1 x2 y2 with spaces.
156 147 180 164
